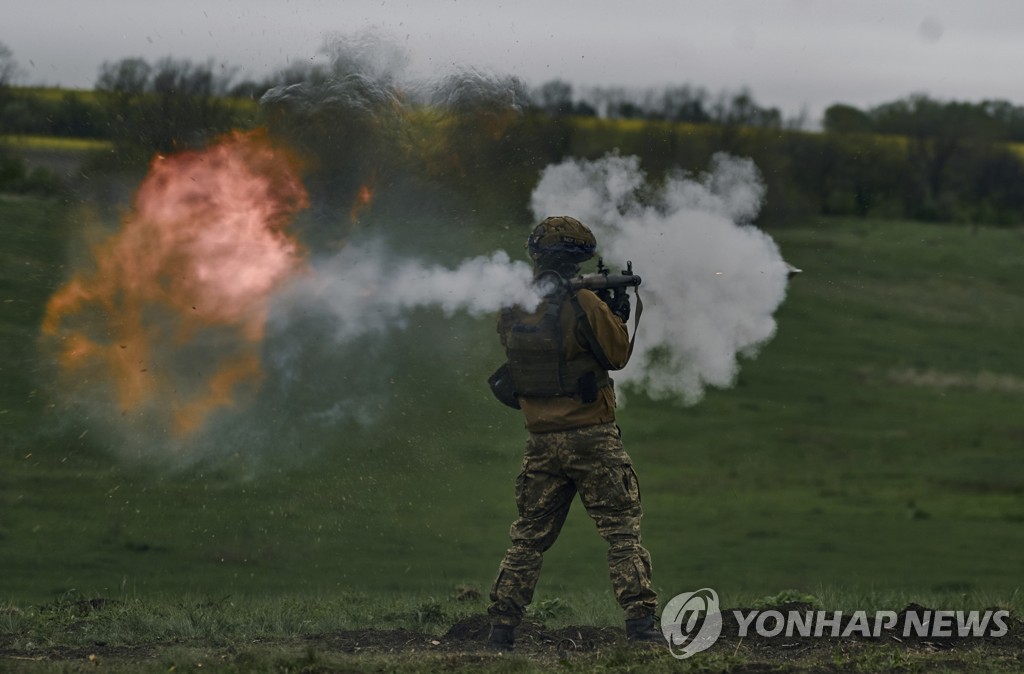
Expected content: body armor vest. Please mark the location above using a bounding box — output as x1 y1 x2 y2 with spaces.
498 290 610 399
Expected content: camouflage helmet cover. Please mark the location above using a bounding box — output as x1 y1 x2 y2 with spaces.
527 216 597 263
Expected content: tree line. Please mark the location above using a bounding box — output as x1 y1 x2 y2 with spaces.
3 47 1024 225
826 96 1024 142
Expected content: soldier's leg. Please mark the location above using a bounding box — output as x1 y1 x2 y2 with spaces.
570 423 658 620
488 434 576 626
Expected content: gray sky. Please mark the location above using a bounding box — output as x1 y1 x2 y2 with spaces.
5 0 1024 122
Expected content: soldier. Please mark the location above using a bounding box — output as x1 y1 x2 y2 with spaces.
486 216 661 649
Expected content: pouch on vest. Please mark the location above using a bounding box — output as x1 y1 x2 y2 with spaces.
578 371 598 404
488 362 521 409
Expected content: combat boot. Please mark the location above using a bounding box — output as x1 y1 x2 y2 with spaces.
625 615 664 644
487 624 515 651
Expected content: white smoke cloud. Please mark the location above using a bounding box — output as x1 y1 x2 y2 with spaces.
271 245 542 341
531 153 790 404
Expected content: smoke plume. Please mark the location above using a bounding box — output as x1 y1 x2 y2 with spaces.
531 153 790 404
272 248 540 342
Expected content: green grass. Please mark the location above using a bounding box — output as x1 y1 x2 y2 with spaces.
2 200 1022 602
1 196 1023 670
0 196 72 431
0 135 113 152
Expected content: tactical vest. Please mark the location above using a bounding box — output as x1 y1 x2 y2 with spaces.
498 290 610 399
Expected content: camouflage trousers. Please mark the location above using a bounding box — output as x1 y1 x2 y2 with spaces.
488 421 657 626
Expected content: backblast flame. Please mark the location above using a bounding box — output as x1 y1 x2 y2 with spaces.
42 129 309 441
350 180 376 224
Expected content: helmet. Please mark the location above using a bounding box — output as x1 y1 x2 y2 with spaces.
527 216 596 264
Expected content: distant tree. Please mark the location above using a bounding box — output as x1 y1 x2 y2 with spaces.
658 85 710 123
95 56 237 154
95 58 151 140
863 95 968 219
574 99 598 117
562 82 783 127
96 57 152 99
865 93 1024 143
0 42 20 86
150 57 236 148
955 142 1024 222
711 88 781 128
981 99 1024 141
823 103 872 134
588 86 648 119
0 41 23 112
871 94 946 137
536 79 574 117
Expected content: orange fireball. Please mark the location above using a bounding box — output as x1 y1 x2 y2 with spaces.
42 129 309 438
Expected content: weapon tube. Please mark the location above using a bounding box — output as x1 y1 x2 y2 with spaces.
570 272 642 291
569 259 642 291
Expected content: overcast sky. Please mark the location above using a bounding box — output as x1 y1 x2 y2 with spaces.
5 0 1024 122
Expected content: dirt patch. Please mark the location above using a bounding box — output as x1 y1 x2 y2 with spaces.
443 613 620 653
305 627 438 653
303 614 621 658
0 643 159 665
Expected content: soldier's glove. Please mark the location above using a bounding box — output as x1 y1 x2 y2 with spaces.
608 290 631 322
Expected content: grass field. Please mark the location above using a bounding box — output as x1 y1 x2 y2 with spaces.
0 136 114 153
1 192 1022 671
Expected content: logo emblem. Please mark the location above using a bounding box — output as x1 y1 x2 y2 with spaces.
661 588 723 659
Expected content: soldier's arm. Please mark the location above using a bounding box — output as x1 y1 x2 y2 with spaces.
575 289 630 369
